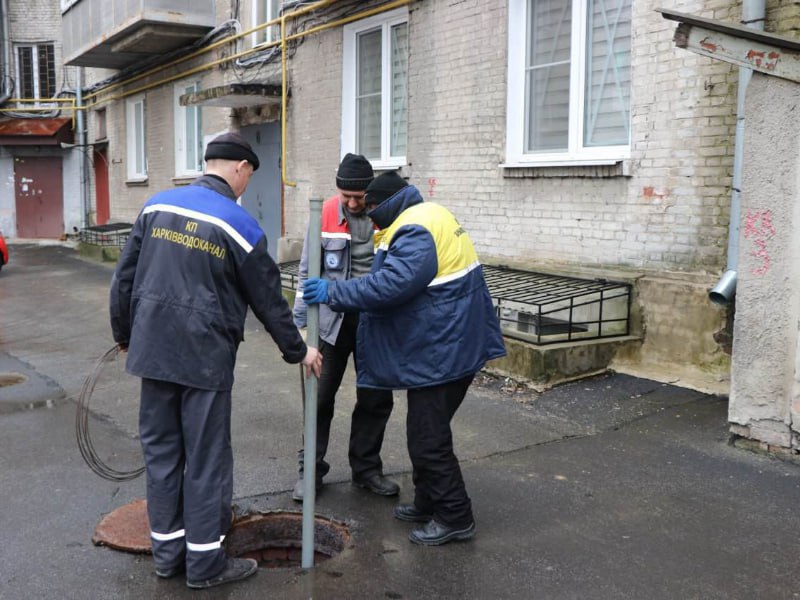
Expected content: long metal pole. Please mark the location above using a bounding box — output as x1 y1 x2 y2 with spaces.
301 197 323 568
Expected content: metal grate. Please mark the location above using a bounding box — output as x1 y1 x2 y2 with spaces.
481 265 631 345
79 223 133 248
278 261 632 345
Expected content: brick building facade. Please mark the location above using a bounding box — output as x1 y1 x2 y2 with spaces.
48 0 800 391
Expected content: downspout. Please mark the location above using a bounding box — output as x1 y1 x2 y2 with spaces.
75 67 90 229
709 0 766 305
0 0 12 104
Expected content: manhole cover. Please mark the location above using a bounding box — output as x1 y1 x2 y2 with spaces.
92 500 351 569
0 373 26 388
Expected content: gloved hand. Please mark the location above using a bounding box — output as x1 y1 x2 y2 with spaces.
302 278 329 304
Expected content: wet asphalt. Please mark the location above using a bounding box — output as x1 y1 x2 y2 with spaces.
0 243 799 600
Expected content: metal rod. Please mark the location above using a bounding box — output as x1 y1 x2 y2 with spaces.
301 197 323 568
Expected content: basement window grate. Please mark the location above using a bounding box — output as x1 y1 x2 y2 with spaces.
482 265 631 345
279 261 632 346
79 223 133 248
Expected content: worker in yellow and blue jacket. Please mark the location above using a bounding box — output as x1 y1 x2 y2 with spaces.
302 171 506 546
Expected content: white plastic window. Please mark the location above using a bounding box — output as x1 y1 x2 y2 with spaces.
342 8 408 169
506 0 632 166
126 94 147 181
174 82 203 177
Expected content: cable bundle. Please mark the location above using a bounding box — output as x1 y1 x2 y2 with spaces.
76 345 144 482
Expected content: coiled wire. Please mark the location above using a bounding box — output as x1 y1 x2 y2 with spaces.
76 345 144 482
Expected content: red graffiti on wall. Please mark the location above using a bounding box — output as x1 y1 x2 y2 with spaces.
746 49 780 71
743 209 776 276
428 178 437 198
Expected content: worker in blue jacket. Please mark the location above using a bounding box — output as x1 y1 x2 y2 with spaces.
302 171 506 546
110 132 322 589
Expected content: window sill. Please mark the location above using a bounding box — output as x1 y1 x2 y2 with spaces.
501 160 633 178
125 178 149 187
172 175 200 186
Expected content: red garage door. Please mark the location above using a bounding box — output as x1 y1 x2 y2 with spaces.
15 156 64 238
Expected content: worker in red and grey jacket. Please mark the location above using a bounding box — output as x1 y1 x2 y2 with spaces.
291 153 398 502
110 132 321 590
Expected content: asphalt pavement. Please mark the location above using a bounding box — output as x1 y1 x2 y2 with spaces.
1 242 799 600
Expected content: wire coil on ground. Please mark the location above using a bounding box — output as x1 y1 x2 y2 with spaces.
76 345 144 482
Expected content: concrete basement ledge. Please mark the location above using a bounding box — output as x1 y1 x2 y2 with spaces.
487 335 641 391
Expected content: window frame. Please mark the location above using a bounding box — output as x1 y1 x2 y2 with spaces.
174 81 203 178
252 0 281 47
505 0 631 167
14 43 56 107
126 94 148 182
341 7 408 170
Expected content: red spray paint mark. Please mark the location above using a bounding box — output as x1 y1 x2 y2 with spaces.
700 39 718 52
428 177 437 198
743 209 776 276
746 49 780 71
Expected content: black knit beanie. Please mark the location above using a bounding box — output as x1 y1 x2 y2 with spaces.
336 153 374 190
204 132 260 171
365 171 408 206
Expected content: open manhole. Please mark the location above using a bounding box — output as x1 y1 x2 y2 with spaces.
226 511 351 568
93 500 350 569
0 373 27 388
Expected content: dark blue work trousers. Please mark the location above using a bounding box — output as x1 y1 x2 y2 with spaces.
299 311 394 481
139 378 232 581
407 374 475 528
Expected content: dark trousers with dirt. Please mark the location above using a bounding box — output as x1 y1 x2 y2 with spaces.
407 374 475 528
139 378 233 581
299 312 394 481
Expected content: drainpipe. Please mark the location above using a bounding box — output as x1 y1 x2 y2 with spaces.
0 0 12 104
75 67 90 229
709 0 766 305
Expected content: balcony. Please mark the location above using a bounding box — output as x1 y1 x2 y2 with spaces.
62 0 216 69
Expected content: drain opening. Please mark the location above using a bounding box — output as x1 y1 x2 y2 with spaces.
0 373 27 388
225 511 351 569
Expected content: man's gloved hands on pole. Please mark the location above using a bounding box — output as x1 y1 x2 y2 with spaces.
302 277 329 304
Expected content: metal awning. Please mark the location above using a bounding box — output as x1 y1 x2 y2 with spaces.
180 83 285 108
658 8 800 83
0 117 74 146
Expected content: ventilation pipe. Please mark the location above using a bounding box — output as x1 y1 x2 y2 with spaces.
709 0 766 306
0 0 12 104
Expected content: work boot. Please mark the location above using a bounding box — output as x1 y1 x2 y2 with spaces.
186 557 258 589
408 520 476 546
292 477 322 502
352 474 400 496
393 503 434 523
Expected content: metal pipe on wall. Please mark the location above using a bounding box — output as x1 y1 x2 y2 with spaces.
75 67 90 229
0 0 11 103
710 0 766 306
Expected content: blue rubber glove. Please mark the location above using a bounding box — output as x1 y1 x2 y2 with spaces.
302 277 330 304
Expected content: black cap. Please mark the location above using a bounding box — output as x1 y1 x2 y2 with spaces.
365 171 408 206
336 153 374 190
204 132 260 171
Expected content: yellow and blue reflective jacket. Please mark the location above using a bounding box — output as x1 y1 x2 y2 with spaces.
327 185 506 389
